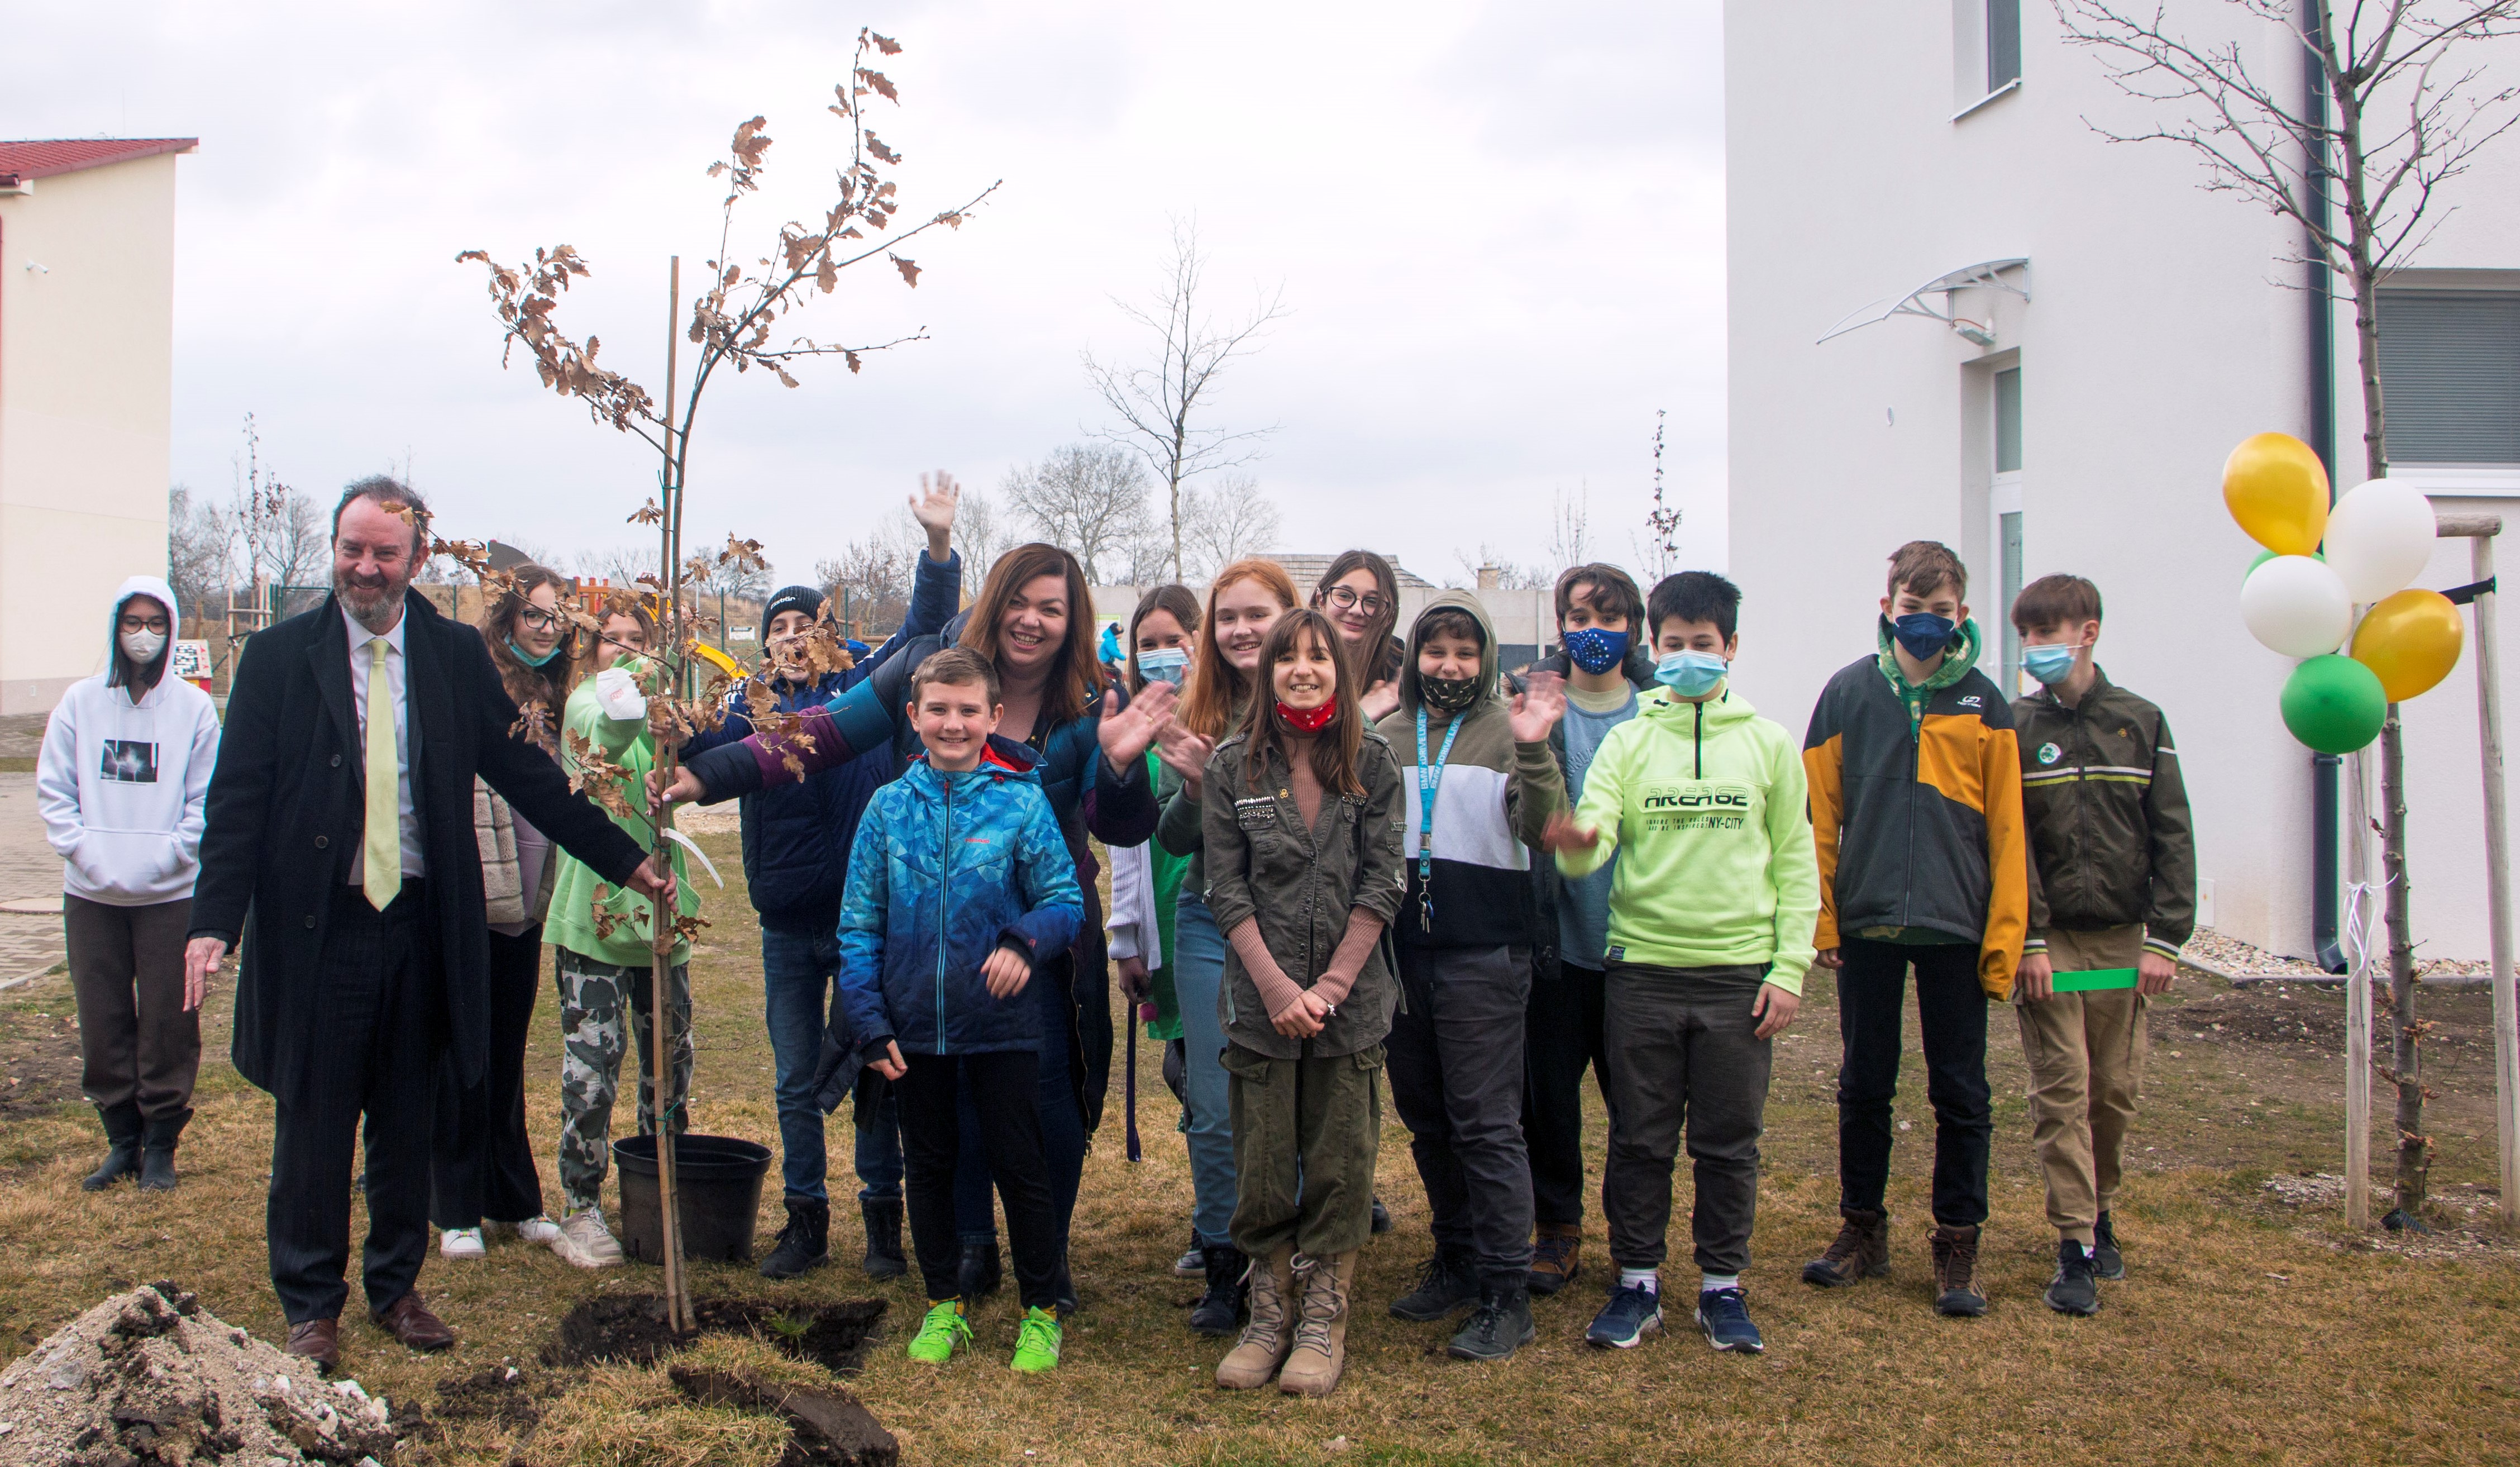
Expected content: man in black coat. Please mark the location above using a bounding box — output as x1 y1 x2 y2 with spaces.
185 478 673 1373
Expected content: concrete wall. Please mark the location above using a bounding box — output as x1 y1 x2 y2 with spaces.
1724 2 2520 959
0 155 182 714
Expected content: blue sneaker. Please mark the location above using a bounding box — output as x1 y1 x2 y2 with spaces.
1584 1283 1663 1349
1695 1286 1764 1353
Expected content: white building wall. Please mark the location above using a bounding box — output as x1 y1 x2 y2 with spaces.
1726 2 2520 960
0 154 182 715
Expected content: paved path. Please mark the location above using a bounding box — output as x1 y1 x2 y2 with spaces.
0 773 68 984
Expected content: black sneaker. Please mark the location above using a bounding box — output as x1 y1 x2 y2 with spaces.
758 1199 829 1280
1371 1196 1393 1235
2092 1212 2125 1280
1446 1283 1536 1362
1694 1287 1764 1354
860 1198 907 1280
1389 1248 1478 1322
2044 1238 2099 1316
1187 1244 1248 1336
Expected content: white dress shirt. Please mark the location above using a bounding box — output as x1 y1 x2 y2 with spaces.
343 604 427 883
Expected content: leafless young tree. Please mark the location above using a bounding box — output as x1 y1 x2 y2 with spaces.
1179 473 1282 583
1547 484 1593 574
1082 218 1289 582
2055 0 2520 1221
166 484 234 622
1001 441 1152 584
952 483 1013 587
814 534 913 635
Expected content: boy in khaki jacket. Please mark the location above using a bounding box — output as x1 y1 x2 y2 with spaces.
2007 574 2194 1316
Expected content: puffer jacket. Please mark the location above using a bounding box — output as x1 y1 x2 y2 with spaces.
2011 669 2196 961
833 736 1084 1061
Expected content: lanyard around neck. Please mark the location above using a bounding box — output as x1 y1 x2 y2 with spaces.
1414 705 1464 931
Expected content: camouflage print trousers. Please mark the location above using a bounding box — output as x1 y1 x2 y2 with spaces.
553 949 694 1215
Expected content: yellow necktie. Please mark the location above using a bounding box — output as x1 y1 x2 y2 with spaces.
363 637 401 910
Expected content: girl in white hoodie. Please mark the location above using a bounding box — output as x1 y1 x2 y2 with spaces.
37 575 223 1192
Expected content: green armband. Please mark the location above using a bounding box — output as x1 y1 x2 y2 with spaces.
2051 968 2138 992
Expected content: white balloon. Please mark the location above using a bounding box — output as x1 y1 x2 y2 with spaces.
2326 478 2437 602
2241 555 2353 658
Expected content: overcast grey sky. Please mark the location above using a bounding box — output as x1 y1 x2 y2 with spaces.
12 1 1726 588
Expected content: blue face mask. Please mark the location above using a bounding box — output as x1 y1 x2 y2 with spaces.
1561 627 1629 676
1654 650 1730 698
1137 647 1190 685
1891 612 1957 662
2023 643 2080 685
507 637 560 668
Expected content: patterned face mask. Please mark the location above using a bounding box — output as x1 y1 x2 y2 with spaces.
1277 698 1336 733
1560 627 1628 675
1419 671 1481 714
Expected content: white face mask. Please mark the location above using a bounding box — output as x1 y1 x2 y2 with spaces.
120 628 168 666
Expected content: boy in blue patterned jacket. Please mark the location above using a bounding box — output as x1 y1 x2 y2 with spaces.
839 649 1084 1373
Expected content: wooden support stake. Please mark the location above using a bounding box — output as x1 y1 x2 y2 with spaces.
2451 520 2517 1228
652 254 690 1331
2346 742 2373 1230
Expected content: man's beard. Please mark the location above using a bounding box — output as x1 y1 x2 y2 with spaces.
337 567 413 633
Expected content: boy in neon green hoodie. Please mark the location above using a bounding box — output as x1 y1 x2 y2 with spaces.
1543 572 1818 1355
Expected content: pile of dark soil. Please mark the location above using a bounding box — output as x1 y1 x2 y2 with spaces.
543 1294 884 1377
0 1282 402 1466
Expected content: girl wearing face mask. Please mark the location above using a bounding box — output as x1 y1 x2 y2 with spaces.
39 577 223 1194
430 565 576 1261
538 594 701 1270
1310 551 1407 722
1148 559 1298 1330
1106 585 1202 1129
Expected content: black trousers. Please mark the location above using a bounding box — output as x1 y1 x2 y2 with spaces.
1599 963 1772 1276
268 883 442 1325
1387 944 1535 1283
65 894 201 1119
429 924 546 1228
1522 960 1614 1229
896 1050 1061 1312
1834 936 1991 1227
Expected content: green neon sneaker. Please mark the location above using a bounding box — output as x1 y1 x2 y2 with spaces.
1009 1306 1063 1374
906 1300 971 1364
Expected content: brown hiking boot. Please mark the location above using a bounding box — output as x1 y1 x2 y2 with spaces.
1277 1250 1357 1397
1801 1208 1890 1287
1526 1222 1582 1297
1215 1245 1295 1389
1930 1225 1987 1317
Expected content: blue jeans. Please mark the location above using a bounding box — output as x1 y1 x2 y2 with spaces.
1173 892 1238 1248
762 923 901 1204
952 958 1089 1248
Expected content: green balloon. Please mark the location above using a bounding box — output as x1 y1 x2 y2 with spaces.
2281 654 2387 754
2247 547 2327 583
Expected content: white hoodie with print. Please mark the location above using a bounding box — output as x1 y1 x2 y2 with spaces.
36 575 224 906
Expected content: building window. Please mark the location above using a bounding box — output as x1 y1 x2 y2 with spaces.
2378 289 2520 464
1987 0 2022 91
1992 366 2025 692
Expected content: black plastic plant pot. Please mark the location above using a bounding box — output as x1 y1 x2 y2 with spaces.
614 1133 775 1264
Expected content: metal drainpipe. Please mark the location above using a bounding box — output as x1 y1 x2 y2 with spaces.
2306 4 2347 973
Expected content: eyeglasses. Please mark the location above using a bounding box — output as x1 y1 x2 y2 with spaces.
517 607 564 632
1323 587 1387 615
118 615 171 634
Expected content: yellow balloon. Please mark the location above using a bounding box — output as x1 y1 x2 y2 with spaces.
2223 432 2331 556
2350 588 2465 702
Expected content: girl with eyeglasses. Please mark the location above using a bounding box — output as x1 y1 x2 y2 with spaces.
1310 551 1407 723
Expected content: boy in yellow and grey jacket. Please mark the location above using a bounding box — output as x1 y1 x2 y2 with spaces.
1548 571 1816 1355
2008 573 2194 1317
1800 541 2026 1318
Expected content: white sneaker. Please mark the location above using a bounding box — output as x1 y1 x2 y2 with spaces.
439 1227 488 1259
550 1208 625 1269
510 1216 563 1246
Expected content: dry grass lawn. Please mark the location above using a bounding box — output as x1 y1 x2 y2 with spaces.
4 827 2520 1465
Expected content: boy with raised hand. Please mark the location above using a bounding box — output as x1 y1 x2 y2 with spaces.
2007 574 2194 1316
1800 541 2026 1318
1374 591 1566 1364
1543 571 1817 1355
838 648 1083 1374
1520 563 1657 1298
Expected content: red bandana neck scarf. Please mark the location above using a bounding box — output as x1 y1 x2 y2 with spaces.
1277 699 1337 734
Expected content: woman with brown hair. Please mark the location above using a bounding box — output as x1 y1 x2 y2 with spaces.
1311 550 1407 722
1148 557 1298 1332
1202 608 1405 1396
430 564 575 1261
664 542 1175 1307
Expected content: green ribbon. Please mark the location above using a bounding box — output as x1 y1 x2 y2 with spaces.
2051 968 2139 992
